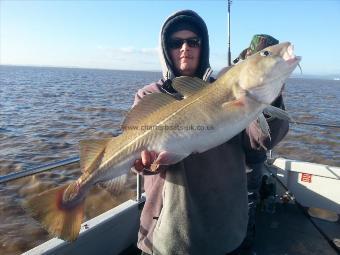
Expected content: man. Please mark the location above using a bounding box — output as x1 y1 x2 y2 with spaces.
132 11 288 255
234 34 283 254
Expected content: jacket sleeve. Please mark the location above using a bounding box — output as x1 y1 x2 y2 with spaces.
130 80 166 175
131 81 163 108
243 95 289 164
263 95 289 149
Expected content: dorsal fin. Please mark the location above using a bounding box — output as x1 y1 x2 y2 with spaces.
121 92 177 129
171 76 209 98
79 139 111 173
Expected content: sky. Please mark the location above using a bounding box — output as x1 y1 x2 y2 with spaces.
1 0 340 75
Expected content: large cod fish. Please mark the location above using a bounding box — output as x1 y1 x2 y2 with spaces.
25 42 301 241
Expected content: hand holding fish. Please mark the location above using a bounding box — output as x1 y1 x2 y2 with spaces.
133 150 163 174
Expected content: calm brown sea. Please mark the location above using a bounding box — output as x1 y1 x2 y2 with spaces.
0 65 339 254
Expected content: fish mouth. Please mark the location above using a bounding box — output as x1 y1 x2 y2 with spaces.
283 44 295 61
283 44 301 66
245 59 302 105
286 56 302 74
286 56 301 65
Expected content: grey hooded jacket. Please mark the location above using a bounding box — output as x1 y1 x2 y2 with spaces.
133 10 288 255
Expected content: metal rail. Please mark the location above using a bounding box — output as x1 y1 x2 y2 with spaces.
0 155 144 202
0 156 80 184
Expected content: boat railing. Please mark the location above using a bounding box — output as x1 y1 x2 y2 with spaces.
0 156 144 202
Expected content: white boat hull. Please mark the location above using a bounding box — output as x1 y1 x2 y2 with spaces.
23 199 142 255
273 158 340 214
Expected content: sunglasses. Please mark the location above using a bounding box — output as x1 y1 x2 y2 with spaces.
168 37 201 49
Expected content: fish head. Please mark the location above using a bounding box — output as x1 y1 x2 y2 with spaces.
238 42 301 104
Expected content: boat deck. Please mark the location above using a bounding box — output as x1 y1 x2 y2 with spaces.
252 165 340 255
254 200 339 255
121 167 340 255
110 163 340 255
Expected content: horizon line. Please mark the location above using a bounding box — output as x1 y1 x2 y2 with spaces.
0 63 162 73
1 64 339 77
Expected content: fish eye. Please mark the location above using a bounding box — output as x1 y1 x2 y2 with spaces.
260 50 271 57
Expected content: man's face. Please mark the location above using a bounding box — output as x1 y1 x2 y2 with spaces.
169 30 201 77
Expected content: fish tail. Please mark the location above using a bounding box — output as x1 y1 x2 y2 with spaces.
24 183 84 241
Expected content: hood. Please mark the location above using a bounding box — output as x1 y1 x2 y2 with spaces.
159 10 212 81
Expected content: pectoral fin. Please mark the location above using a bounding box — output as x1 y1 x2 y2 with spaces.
149 151 187 171
258 113 271 139
221 97 245 108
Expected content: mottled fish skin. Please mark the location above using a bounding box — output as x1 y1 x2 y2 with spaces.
25 42 301 241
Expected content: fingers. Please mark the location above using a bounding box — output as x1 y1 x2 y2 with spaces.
141 150 151 167
141 150 160 167
133 149 152 173
133 150 159 173
150 151 158 163
134 158 144 172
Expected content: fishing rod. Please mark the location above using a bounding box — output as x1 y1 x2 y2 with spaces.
227 0 232 66
290 120 340 129
0 155 144 201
